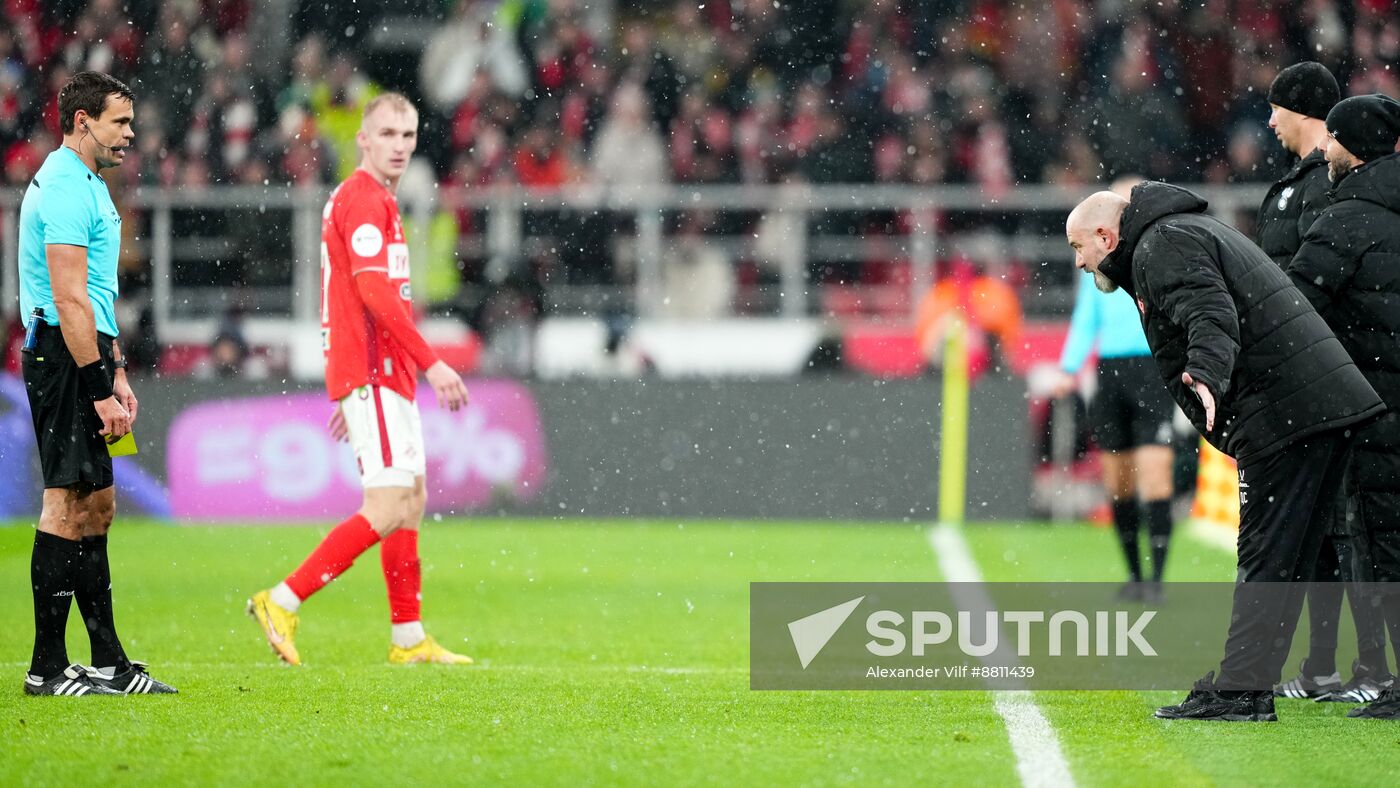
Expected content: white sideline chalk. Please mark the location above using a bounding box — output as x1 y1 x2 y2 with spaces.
1187 518 1239 553
928 522 1076 788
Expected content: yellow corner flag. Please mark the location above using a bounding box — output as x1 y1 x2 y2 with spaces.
1191 439 1238 532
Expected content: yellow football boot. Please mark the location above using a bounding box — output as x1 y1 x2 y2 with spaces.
247 590 302 666
388 635 474 665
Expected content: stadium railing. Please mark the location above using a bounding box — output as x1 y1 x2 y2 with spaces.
0 183 1268 347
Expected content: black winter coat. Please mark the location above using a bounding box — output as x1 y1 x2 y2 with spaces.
1257 148 1331 267
1096 181 1384 464
1288 153 1400 529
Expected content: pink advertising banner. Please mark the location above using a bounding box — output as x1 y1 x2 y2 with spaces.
167 381 547 520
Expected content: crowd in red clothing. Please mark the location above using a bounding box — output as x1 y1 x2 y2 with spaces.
429 0 1400 195
0 0 1398 354
2 1 1397 192
0 0 258 187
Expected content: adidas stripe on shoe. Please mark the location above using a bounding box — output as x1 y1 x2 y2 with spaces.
1320 673 1394 704
1347 689 1400 719
84 661 178 695
1273 660 1342 699
22 665 123 697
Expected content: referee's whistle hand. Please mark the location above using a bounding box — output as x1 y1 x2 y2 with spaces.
94 396 132 439
426 360 469 412
114 373 138 425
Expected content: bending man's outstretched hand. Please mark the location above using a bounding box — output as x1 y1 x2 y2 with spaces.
1182 371 1216 431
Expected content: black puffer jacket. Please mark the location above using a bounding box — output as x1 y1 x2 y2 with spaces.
1257 148 1331 267
1288 153 1400 529
1097 181 1384 464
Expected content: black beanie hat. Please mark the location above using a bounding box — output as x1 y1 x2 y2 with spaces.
1268 62 1340 120
1326 94 1400 162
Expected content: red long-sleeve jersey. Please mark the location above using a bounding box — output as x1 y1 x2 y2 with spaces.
320 169 438 401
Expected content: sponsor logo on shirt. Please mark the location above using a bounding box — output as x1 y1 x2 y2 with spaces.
351 223 384 257
387 242 409 278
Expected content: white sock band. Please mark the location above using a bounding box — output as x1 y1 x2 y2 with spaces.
391 621 425 649
270 582 302 613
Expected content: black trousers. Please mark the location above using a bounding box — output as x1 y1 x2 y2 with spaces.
1216 430 1352 690
1304 491 1388 668
1365 528 1400 667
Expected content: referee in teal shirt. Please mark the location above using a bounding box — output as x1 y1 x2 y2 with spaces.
18 72 174 696
1051 269 1178 600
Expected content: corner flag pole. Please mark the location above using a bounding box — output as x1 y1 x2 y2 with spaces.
938 316 969 526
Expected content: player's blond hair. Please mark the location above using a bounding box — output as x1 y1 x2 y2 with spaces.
363 92 416 121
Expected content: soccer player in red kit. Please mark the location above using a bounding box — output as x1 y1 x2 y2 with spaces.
248 92 472 666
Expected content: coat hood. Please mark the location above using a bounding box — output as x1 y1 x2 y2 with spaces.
1098 182 1210 295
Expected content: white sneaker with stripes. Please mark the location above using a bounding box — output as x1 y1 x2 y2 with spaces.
22 665 123 697
1272 661 1342 699
1319 672 1394 703
83 661 178 695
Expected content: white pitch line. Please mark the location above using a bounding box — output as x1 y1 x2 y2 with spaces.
928 522 1076 788
1187 518 1238 553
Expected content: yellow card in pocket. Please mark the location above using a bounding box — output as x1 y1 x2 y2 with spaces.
105 431 137 457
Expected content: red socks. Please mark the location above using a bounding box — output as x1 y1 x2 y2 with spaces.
380 529 422 624
282 515 422 626
284 514 381 600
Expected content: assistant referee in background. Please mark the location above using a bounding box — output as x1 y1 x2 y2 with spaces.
18 72 174 696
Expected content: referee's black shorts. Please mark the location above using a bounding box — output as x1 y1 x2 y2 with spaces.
1090 355 1176 453
21 323 116 490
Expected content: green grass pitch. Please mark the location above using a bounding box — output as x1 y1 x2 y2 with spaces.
1 519 1398 786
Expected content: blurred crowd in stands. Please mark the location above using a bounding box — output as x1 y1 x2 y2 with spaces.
3 1 1395 192
0 0 1397 375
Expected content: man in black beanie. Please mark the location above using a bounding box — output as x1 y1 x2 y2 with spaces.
1287 91 1400 720
1323 93 1400 177
1261 65 1392 708
1258 62 1338 268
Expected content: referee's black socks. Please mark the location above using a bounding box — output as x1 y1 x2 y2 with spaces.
1146 499 1173 583
1110 499 1143 582
76 534 131 673
30 531 80 679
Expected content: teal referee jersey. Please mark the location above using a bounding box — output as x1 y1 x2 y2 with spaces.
18 147 121 337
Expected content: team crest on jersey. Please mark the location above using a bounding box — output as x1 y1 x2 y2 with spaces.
399 282 412 300
1277 186 1294 211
